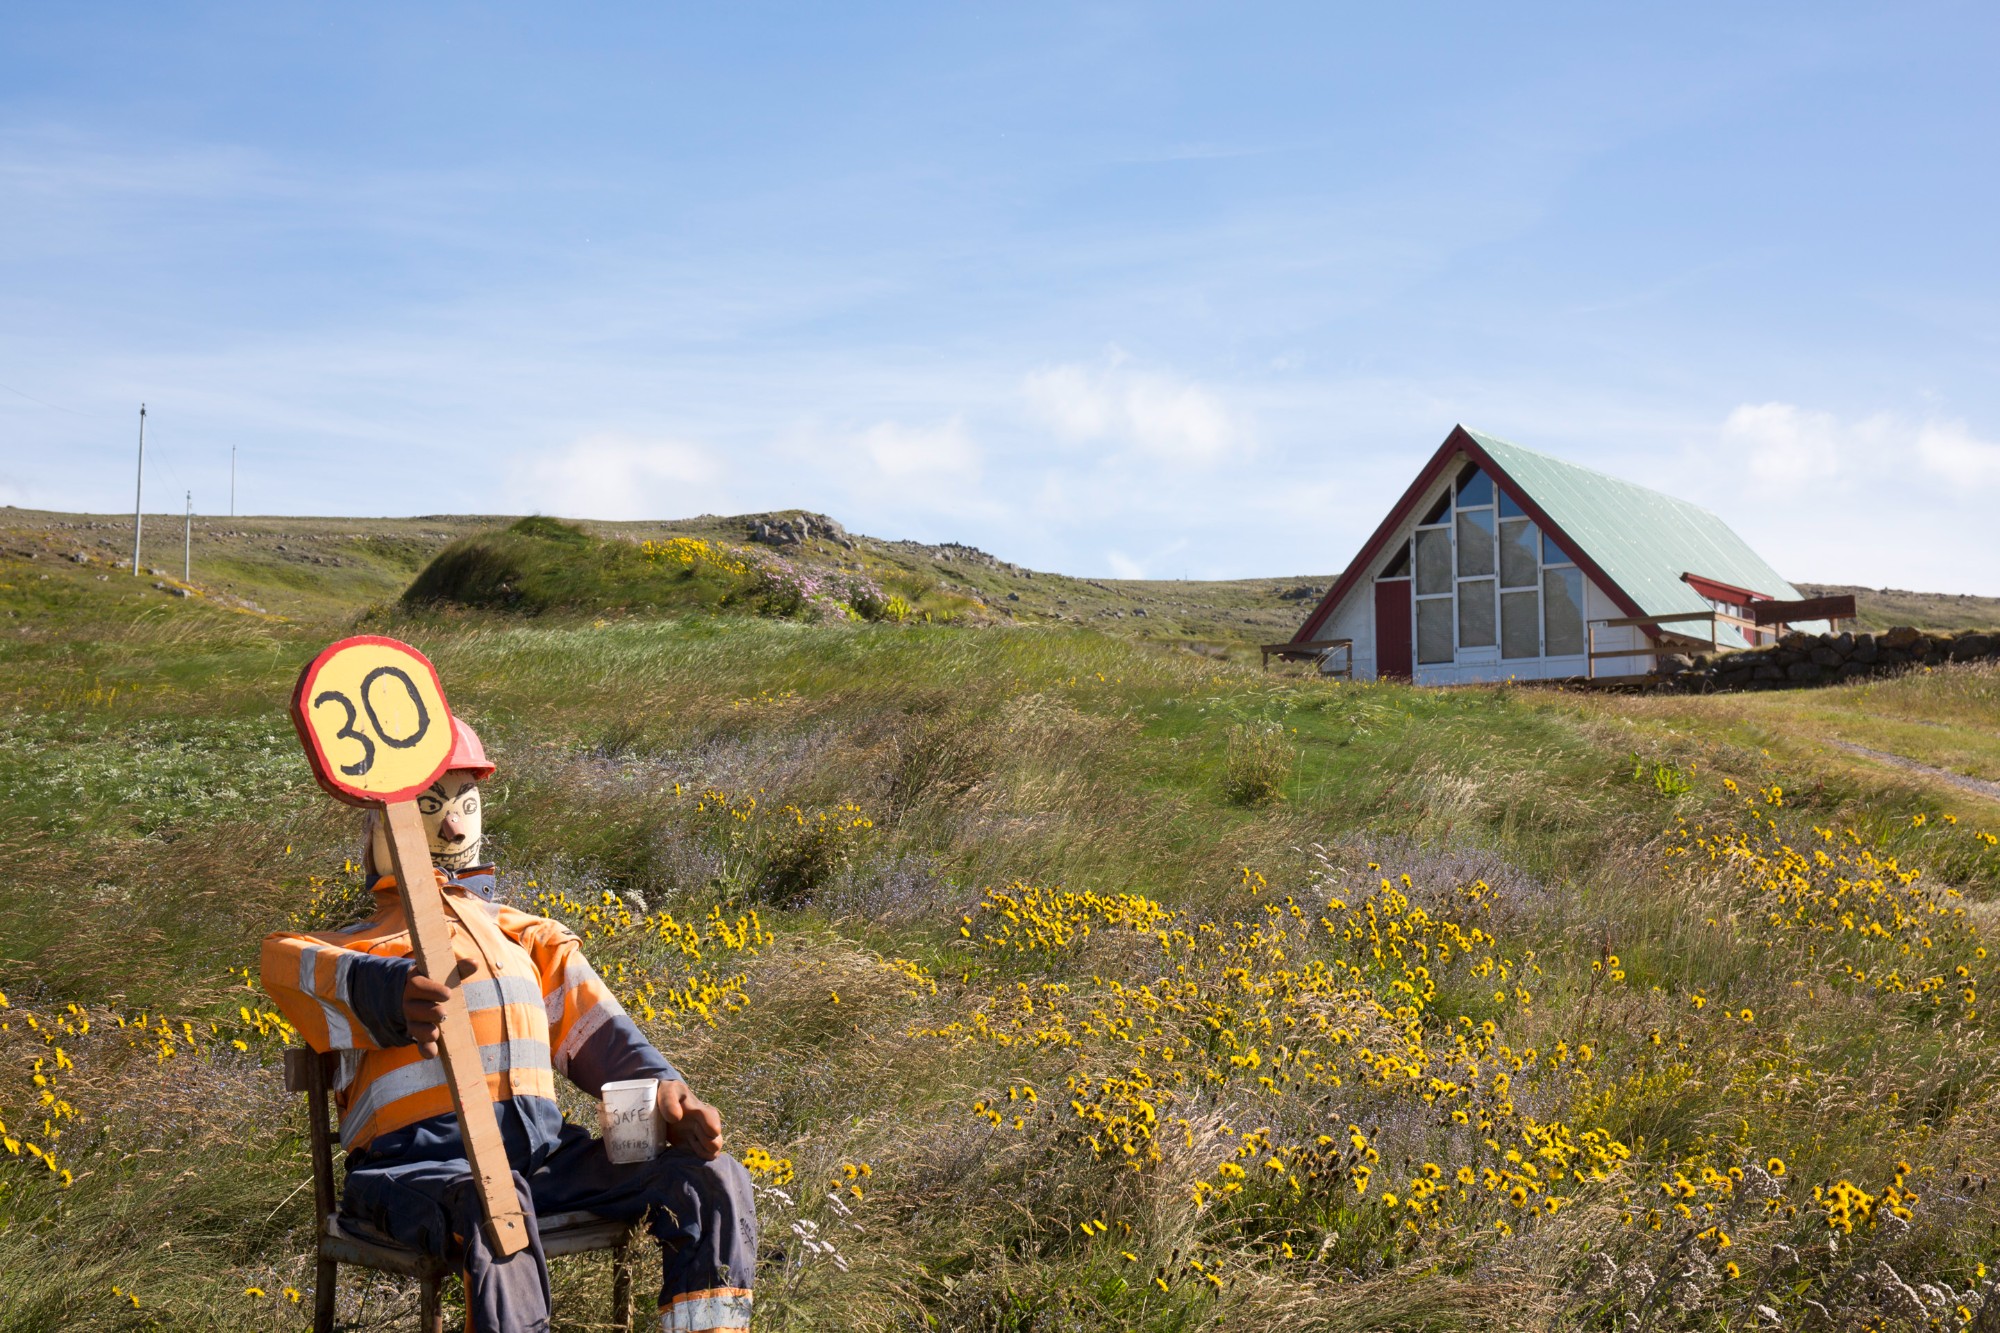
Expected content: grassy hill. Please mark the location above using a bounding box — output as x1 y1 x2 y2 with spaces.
2 511 2000 1330
0 506 1321 648
1795 582 2000 633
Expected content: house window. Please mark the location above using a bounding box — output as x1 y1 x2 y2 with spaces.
1501 590 1540 658
1498 519 1539 588
1459 578 1497 647
1544 566 1585 657
1417 598 1454 663
1396 461 1596 670
1414 477 1456 663
1455 508 1495 577
1453 464 1498 650
1414 528 1452 594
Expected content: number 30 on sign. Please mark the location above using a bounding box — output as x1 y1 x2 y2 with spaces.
291 636 457 806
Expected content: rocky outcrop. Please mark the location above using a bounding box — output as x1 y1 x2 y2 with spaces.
1659 626 2000 692
744 512 854 550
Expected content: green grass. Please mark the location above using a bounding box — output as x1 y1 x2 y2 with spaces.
4 522 2000 1330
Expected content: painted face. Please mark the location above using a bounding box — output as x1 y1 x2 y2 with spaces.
369 769 485 874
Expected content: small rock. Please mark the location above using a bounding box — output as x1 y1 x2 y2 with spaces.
1005 592 1020 601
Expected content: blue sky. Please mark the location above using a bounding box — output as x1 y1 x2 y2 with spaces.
3 4 1997 590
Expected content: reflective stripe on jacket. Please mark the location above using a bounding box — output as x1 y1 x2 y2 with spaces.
260 870 658 1151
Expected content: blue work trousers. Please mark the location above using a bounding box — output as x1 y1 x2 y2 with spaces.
341 1122 756 1332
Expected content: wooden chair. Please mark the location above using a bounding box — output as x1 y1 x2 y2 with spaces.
286 1048 636 1333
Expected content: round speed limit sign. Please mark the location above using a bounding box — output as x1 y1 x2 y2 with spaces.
290 636 457 805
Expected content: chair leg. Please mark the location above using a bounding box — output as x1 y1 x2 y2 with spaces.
419 1274 445 1333
314 1257 337 1333
611 1238 634 1333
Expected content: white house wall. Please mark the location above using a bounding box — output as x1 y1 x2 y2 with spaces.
1584 580 1650 677
1318 587 1376 679
1317 567 1642 685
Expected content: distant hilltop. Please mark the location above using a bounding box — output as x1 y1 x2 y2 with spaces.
2 505 1995 642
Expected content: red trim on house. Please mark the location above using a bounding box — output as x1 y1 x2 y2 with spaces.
1291 425 1650 647
1680 572 1769 606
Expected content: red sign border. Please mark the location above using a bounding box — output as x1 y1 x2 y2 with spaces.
291 635 458 807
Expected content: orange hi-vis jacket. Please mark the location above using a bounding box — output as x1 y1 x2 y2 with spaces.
261 869 673 1154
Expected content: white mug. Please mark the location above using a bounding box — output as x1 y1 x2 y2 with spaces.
599 1078 661 1164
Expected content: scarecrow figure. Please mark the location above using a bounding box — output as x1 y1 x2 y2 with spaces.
261 718 756 1333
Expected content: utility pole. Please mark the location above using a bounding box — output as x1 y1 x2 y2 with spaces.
184 491 192 583
230 446 236 518
131 404 147 575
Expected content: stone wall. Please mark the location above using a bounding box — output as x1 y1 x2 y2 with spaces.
1661 626 2000 691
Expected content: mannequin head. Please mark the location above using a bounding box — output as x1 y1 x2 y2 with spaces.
365 769 486 878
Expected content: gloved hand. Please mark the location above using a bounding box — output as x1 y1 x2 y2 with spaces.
656 1080 724 1159
594 1079 724 1160
402 958 477 1059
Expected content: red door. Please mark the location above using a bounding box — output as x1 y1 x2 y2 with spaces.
1374 580 1412 681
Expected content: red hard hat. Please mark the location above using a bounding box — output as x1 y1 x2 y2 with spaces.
447 716 496 779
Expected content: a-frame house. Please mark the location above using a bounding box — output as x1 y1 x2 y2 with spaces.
1283 426 1826 684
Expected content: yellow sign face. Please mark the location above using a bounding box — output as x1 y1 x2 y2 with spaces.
291 636 455 805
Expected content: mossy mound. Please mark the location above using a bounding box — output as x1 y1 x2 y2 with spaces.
403 517 753 615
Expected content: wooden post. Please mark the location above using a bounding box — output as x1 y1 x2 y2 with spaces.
305 1051 339 1332
380 799 530 1257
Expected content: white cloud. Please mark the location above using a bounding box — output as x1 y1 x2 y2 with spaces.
1689 402 2000 593
1720 402 1847 484
1914 418 2000 487
1021 355 1249 464
859 416 980 481
505 433 730 521
1717 401 2000 492
1104 549 1147 579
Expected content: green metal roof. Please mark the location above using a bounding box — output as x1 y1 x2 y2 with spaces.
1462 428 1819 648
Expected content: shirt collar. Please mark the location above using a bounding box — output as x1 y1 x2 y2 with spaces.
368 863 499 901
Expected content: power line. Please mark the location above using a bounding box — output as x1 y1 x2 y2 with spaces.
0 377 99 419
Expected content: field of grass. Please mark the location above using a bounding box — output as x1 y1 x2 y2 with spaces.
4 515 2000 1330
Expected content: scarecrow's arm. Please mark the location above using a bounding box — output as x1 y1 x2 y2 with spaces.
496 907 682 1096
259 930 415 1052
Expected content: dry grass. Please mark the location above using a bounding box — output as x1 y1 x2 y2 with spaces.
4 610 2000 1330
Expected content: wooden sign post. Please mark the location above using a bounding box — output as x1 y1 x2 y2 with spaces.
290 635 530 1258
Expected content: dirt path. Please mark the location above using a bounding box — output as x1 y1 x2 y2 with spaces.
1826 739 2000 804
